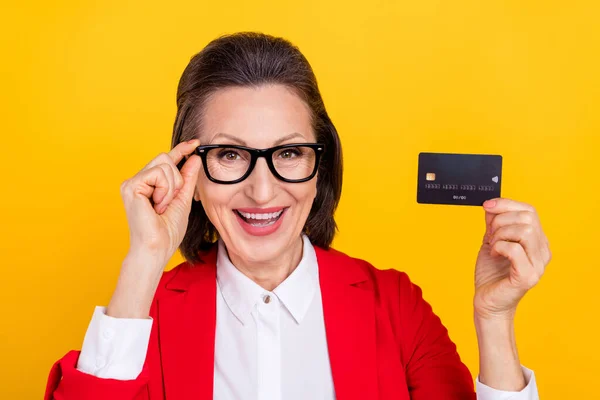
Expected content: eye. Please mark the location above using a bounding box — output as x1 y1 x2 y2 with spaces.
218 149 241 161
279 148 301 159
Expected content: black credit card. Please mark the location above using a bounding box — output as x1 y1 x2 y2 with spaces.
417 152 502 206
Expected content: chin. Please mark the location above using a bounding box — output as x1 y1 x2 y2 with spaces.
219 222 300 264
235 231 294 260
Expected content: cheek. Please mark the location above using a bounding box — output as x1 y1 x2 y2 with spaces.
289 181 317 214
197 177 235 220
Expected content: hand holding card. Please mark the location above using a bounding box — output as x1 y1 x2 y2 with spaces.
415 152 551 315
474 197 552 320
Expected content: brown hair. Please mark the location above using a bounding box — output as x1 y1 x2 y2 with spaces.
171 32 343 264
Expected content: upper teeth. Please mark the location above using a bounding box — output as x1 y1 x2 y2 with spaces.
238 210 283 220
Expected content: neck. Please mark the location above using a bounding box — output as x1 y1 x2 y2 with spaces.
227 235 304 291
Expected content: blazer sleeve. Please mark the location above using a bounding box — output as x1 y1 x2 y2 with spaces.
44 350 150 400
396 271 476 400
44 300 162 400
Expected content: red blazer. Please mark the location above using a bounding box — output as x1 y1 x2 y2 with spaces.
45 245 476 400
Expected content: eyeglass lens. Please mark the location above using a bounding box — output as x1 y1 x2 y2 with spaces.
205 145 317 182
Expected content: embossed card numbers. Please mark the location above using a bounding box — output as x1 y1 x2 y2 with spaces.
417 152 502 206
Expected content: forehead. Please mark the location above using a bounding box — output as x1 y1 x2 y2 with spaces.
199 84 314 145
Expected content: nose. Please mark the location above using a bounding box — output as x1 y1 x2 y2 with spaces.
243 158 277 204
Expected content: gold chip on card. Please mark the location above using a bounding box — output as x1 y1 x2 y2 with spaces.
426 173 436 181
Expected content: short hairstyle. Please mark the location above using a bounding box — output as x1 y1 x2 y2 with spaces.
170 32 343 264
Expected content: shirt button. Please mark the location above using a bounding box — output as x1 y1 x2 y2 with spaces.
95 356 106 369
263 295 271 304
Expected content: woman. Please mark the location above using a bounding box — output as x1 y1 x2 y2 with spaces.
45 32 550 400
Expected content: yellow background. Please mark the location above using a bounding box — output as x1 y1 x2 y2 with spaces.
1 1 598 398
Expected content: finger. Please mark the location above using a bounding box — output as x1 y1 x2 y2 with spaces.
164 154 202 215
171 162 184 191
168 138 201 166
484 211 494 242
142 139 199 173
142 154 184 192
150 166 172 207
483 198 537 242
489 210 552 270
489 210 538 235
491 240 539 289
483 197 536 215
154 164 177 213
489 224 542 268
484 209 500 243
129 166 170 206
178 154 202 201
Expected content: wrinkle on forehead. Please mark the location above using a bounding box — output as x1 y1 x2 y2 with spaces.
197 84 315 147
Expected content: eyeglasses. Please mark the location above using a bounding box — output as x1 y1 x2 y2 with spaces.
194 143 325 184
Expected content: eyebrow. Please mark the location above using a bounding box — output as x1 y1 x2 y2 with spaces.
209 132 307 147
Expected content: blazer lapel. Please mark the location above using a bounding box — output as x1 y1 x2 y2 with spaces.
316 247 379 400
159 248 217 400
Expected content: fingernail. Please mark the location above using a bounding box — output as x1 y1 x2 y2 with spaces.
187 138 198 144
484 200 496 208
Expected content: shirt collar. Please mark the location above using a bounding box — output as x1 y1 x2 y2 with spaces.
216 234 319 325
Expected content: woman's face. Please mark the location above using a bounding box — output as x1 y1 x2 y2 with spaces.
193 84 317 264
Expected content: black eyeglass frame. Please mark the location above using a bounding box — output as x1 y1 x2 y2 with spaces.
194 143 325 184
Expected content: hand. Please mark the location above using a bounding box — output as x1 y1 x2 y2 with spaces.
107 139 202 318
120 139 202 265
473 197 552 321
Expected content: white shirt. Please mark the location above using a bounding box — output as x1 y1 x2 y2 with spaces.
77 235 539 399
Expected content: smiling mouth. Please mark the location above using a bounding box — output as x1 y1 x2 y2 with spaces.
234 208 286 227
